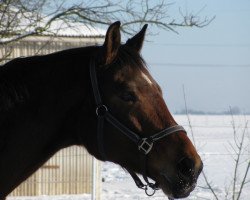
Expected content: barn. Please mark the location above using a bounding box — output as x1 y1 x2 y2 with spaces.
0 20 105 199
0 20 105 63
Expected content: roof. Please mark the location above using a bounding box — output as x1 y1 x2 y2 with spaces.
43 20 106 38
0 5 106 39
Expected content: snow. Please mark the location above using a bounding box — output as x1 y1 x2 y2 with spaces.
8 195 91 200
100 115 250 200
7 115 250 200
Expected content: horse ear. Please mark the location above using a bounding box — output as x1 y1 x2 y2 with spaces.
102 21 121 65
125 24 148 52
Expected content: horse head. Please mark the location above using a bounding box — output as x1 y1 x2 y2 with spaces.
89 22 203 199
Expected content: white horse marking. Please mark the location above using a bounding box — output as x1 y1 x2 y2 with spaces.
141 72 153 85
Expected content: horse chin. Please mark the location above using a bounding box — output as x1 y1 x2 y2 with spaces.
158 173 196 199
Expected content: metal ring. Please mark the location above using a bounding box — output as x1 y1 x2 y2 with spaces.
145 185 156 196
96 105 108 116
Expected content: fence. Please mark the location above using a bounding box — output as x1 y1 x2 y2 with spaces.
10 146 101 199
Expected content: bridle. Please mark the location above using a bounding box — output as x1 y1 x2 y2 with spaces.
89 58 186 197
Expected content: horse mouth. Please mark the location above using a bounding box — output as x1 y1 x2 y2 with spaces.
159 172 197 199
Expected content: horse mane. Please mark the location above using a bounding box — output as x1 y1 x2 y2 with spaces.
105 44 147 73
0 44 145 113
0 60 30 113
0 46 96 113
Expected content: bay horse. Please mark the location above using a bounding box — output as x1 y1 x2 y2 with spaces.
0 21 202 199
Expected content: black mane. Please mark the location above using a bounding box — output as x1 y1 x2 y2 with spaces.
0 46 96 113
0 44 147 113
0 59 29 112
117 45 147 70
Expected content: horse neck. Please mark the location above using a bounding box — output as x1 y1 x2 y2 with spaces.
0 47 98 198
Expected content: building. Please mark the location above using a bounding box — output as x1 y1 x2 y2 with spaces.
10 146 102 198
0 19 105 199
0 20 105 63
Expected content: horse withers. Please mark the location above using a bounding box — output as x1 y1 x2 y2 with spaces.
0 21 202 199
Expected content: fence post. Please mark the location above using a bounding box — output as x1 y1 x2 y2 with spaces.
91 157 97 200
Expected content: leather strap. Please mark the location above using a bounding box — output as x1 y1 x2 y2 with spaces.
89 58 186 197
89 59 102 106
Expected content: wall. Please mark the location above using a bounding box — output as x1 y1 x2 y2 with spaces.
3 35 104 199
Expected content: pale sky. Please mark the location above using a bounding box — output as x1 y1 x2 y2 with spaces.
55 0 250 113
140 0 250 113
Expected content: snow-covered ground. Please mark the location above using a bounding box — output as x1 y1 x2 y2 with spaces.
8 115 250 200
101 115 250 200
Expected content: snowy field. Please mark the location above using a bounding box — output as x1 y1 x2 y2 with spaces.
8 115 250 200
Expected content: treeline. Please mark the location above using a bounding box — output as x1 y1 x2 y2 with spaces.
174 107 250 115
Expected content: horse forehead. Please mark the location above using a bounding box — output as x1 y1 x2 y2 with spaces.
128 70 154 89
114 67 153 85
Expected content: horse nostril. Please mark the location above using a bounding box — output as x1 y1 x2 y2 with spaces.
177 157 195 179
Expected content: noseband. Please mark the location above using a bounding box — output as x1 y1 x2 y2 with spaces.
89 58 186 197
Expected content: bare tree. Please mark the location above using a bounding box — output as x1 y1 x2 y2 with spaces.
0 0 214 62
182 86 250 200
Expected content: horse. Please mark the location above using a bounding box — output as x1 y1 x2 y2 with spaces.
0 21 203 199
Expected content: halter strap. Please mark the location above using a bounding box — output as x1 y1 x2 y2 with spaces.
89 58 186 197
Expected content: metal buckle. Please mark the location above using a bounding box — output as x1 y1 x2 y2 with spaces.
138 138 153 155
96 105 108 116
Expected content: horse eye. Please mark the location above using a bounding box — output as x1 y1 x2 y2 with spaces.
120 91 136 102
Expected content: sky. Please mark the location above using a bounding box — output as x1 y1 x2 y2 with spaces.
7 0 249 114
140 0 250 113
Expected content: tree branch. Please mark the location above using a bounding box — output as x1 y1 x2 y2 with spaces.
0 0 214 62
182 85 219 200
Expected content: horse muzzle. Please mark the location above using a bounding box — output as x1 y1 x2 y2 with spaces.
159 158 203 199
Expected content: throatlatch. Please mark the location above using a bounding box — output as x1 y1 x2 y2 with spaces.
89 58 186 197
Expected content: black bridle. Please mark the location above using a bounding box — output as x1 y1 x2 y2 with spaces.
89 58 186 197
